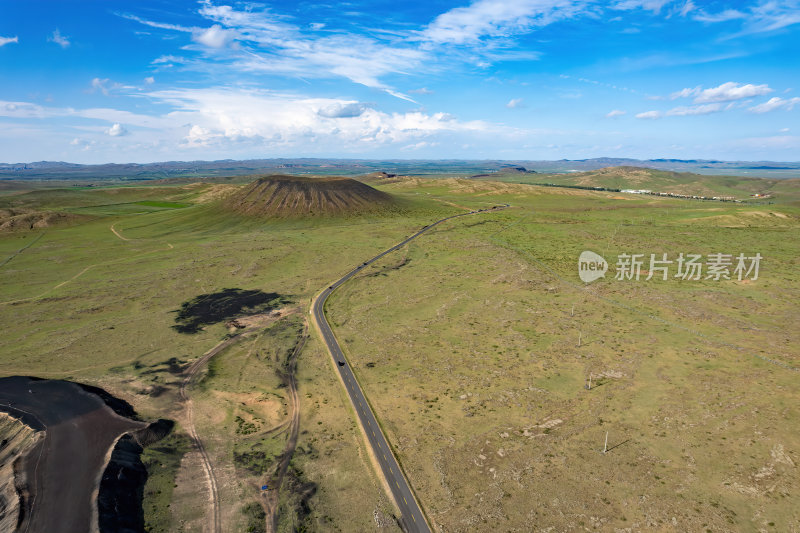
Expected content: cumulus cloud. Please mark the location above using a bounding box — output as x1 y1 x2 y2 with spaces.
48 29 70 48
606 109 626 117
671 82 772 103
141 87 491 150
144 76 155 84
748 97 800 113
506 98 524 109
317 102 371 118
192 24 236 48
105 123 129 136
0 36 18 47
636 110 662 119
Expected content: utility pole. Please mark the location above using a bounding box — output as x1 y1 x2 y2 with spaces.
571 304 574 317
578 331 582 347
603 431 608 454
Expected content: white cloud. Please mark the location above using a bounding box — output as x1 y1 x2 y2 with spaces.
506 98 524 108
0 36 18 47
679 0 695 16
634 103 723 119
402 141 438 151
410 87 434 95
748 97 800 113
118 13 193 33
105 123 129 136
612 0 672 13
606 109 626 117
420 0 590 45
665 103 723 116
90 78 124 96
144 76 155 84
317 102 371 118
693 8 746 23
669 86 697 99
69 137 95 151
152 55 187 65
127 4 423 100
192 24 237 48
141 87 492 149
49 29 70 48
636 110 662 119
696 1 800 35
0 99 173 130
671 82 773 103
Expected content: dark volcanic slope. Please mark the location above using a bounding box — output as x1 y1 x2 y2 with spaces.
226 174 394 216
0 377 145 533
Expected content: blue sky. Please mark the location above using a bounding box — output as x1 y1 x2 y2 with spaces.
0 0 798 163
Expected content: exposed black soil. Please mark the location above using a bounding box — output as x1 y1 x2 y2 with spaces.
0 377 171 533
172 288 288 334
225 174 395 217
97 435 147 533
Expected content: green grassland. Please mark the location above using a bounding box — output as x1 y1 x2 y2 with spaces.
0 179 450 532
326 181 800 531
478 166 800 206
1 173 799 531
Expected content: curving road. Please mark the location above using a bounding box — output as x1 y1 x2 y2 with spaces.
312 204 508 533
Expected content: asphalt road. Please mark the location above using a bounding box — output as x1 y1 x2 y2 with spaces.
312 204 508 533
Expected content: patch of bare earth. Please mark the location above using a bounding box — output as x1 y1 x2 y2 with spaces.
0 414 41 531
0 208 87 231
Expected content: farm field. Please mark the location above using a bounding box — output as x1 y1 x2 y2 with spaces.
1 171 798 531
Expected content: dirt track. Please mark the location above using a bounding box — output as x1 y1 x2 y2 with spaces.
0 376 145 533
180 331 257 533
264 325 308 533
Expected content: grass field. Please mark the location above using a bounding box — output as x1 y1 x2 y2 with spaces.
1 172 798 531
324 179 800 532
478 166 800 206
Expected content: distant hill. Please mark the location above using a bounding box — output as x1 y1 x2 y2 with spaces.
478 166 800 204
470 165 536 179
2 158 798 181
224 175 395 217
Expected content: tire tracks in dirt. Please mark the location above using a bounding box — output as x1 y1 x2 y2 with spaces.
180 332 256 533
263 323 308 533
